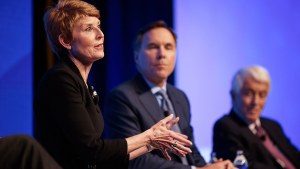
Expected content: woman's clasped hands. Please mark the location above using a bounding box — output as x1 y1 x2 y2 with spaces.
147 114 193 160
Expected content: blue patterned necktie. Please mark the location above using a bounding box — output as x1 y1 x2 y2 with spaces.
155 90 189 165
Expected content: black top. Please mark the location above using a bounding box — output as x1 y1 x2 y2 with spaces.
35 57 129 169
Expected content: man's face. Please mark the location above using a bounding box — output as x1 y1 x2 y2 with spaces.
135 27 176 87
233 76 269 123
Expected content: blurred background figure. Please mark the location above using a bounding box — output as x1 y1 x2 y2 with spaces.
213 65 300 169
104 20 235 169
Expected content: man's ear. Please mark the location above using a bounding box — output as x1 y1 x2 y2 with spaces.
134 52 138 63
58 34 71 50
230 90 235 101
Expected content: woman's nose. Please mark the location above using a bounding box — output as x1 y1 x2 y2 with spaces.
96 28 104 40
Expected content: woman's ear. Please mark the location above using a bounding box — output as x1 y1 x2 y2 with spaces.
58 34 71 50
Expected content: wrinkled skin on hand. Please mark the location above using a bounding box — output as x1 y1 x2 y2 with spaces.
149 114 192 160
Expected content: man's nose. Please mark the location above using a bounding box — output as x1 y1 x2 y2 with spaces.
158 47 166 59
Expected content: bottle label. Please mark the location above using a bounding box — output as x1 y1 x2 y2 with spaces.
235 164 248 169
234 159 248 169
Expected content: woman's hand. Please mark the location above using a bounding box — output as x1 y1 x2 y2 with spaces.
148 114 192 160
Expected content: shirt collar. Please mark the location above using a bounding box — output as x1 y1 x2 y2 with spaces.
233 107 261 133
142 76 167 94
249 119 261 134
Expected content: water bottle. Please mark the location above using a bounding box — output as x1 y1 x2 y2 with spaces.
233 150 248 169
209 152 218 163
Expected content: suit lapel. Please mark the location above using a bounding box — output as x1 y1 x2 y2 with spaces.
229 111 263 144
139 92 166 122
230 110 285 157
261 120 294 162
134 75 166 123
166 85 186 130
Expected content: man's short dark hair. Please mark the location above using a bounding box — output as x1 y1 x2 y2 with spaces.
134 20 177 53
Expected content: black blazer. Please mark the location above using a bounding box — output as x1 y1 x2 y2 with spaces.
35 57 129 169
103 74 206 169
213 109 300 169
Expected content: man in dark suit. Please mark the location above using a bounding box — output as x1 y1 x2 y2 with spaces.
103 21 235 169
0 134 62 169
213 65 300 169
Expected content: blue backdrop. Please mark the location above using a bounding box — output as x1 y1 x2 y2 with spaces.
175 0 300 161
0 1 32 136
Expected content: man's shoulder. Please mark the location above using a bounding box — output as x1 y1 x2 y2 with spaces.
112 76 143 92
260 116 281 128
218 111 236 121
114 79 135 90
215 113 232 124
166 83 186 96
260 116 277 122
108 75 149 100
214 112 242 129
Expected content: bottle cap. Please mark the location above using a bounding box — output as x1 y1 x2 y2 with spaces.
237 150 243 155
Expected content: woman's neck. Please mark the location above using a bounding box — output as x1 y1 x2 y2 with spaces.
69 56 92 84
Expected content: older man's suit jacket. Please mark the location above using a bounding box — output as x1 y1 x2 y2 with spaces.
213 109 300 169
103 74 206 169
35 57 129 169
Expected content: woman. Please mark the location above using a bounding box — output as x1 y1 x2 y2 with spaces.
35 0 192 169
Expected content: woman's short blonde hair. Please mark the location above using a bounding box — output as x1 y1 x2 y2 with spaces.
44 0 100 58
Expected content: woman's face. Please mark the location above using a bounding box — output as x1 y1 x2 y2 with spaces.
69 16 104 65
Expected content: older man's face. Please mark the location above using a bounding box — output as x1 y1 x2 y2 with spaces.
233 76 269 123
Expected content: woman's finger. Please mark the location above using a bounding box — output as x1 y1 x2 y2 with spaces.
166 117 179 129
158 146 171 160
150 139 192 156
169 131 192 146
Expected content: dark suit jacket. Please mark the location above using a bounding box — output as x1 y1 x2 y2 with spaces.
213 109 300 169
35 57 129 169
103 74 206 169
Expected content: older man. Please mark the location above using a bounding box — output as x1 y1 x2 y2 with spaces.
213 65 300 169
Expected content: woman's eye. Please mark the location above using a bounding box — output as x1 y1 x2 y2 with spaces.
85 27 92 31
